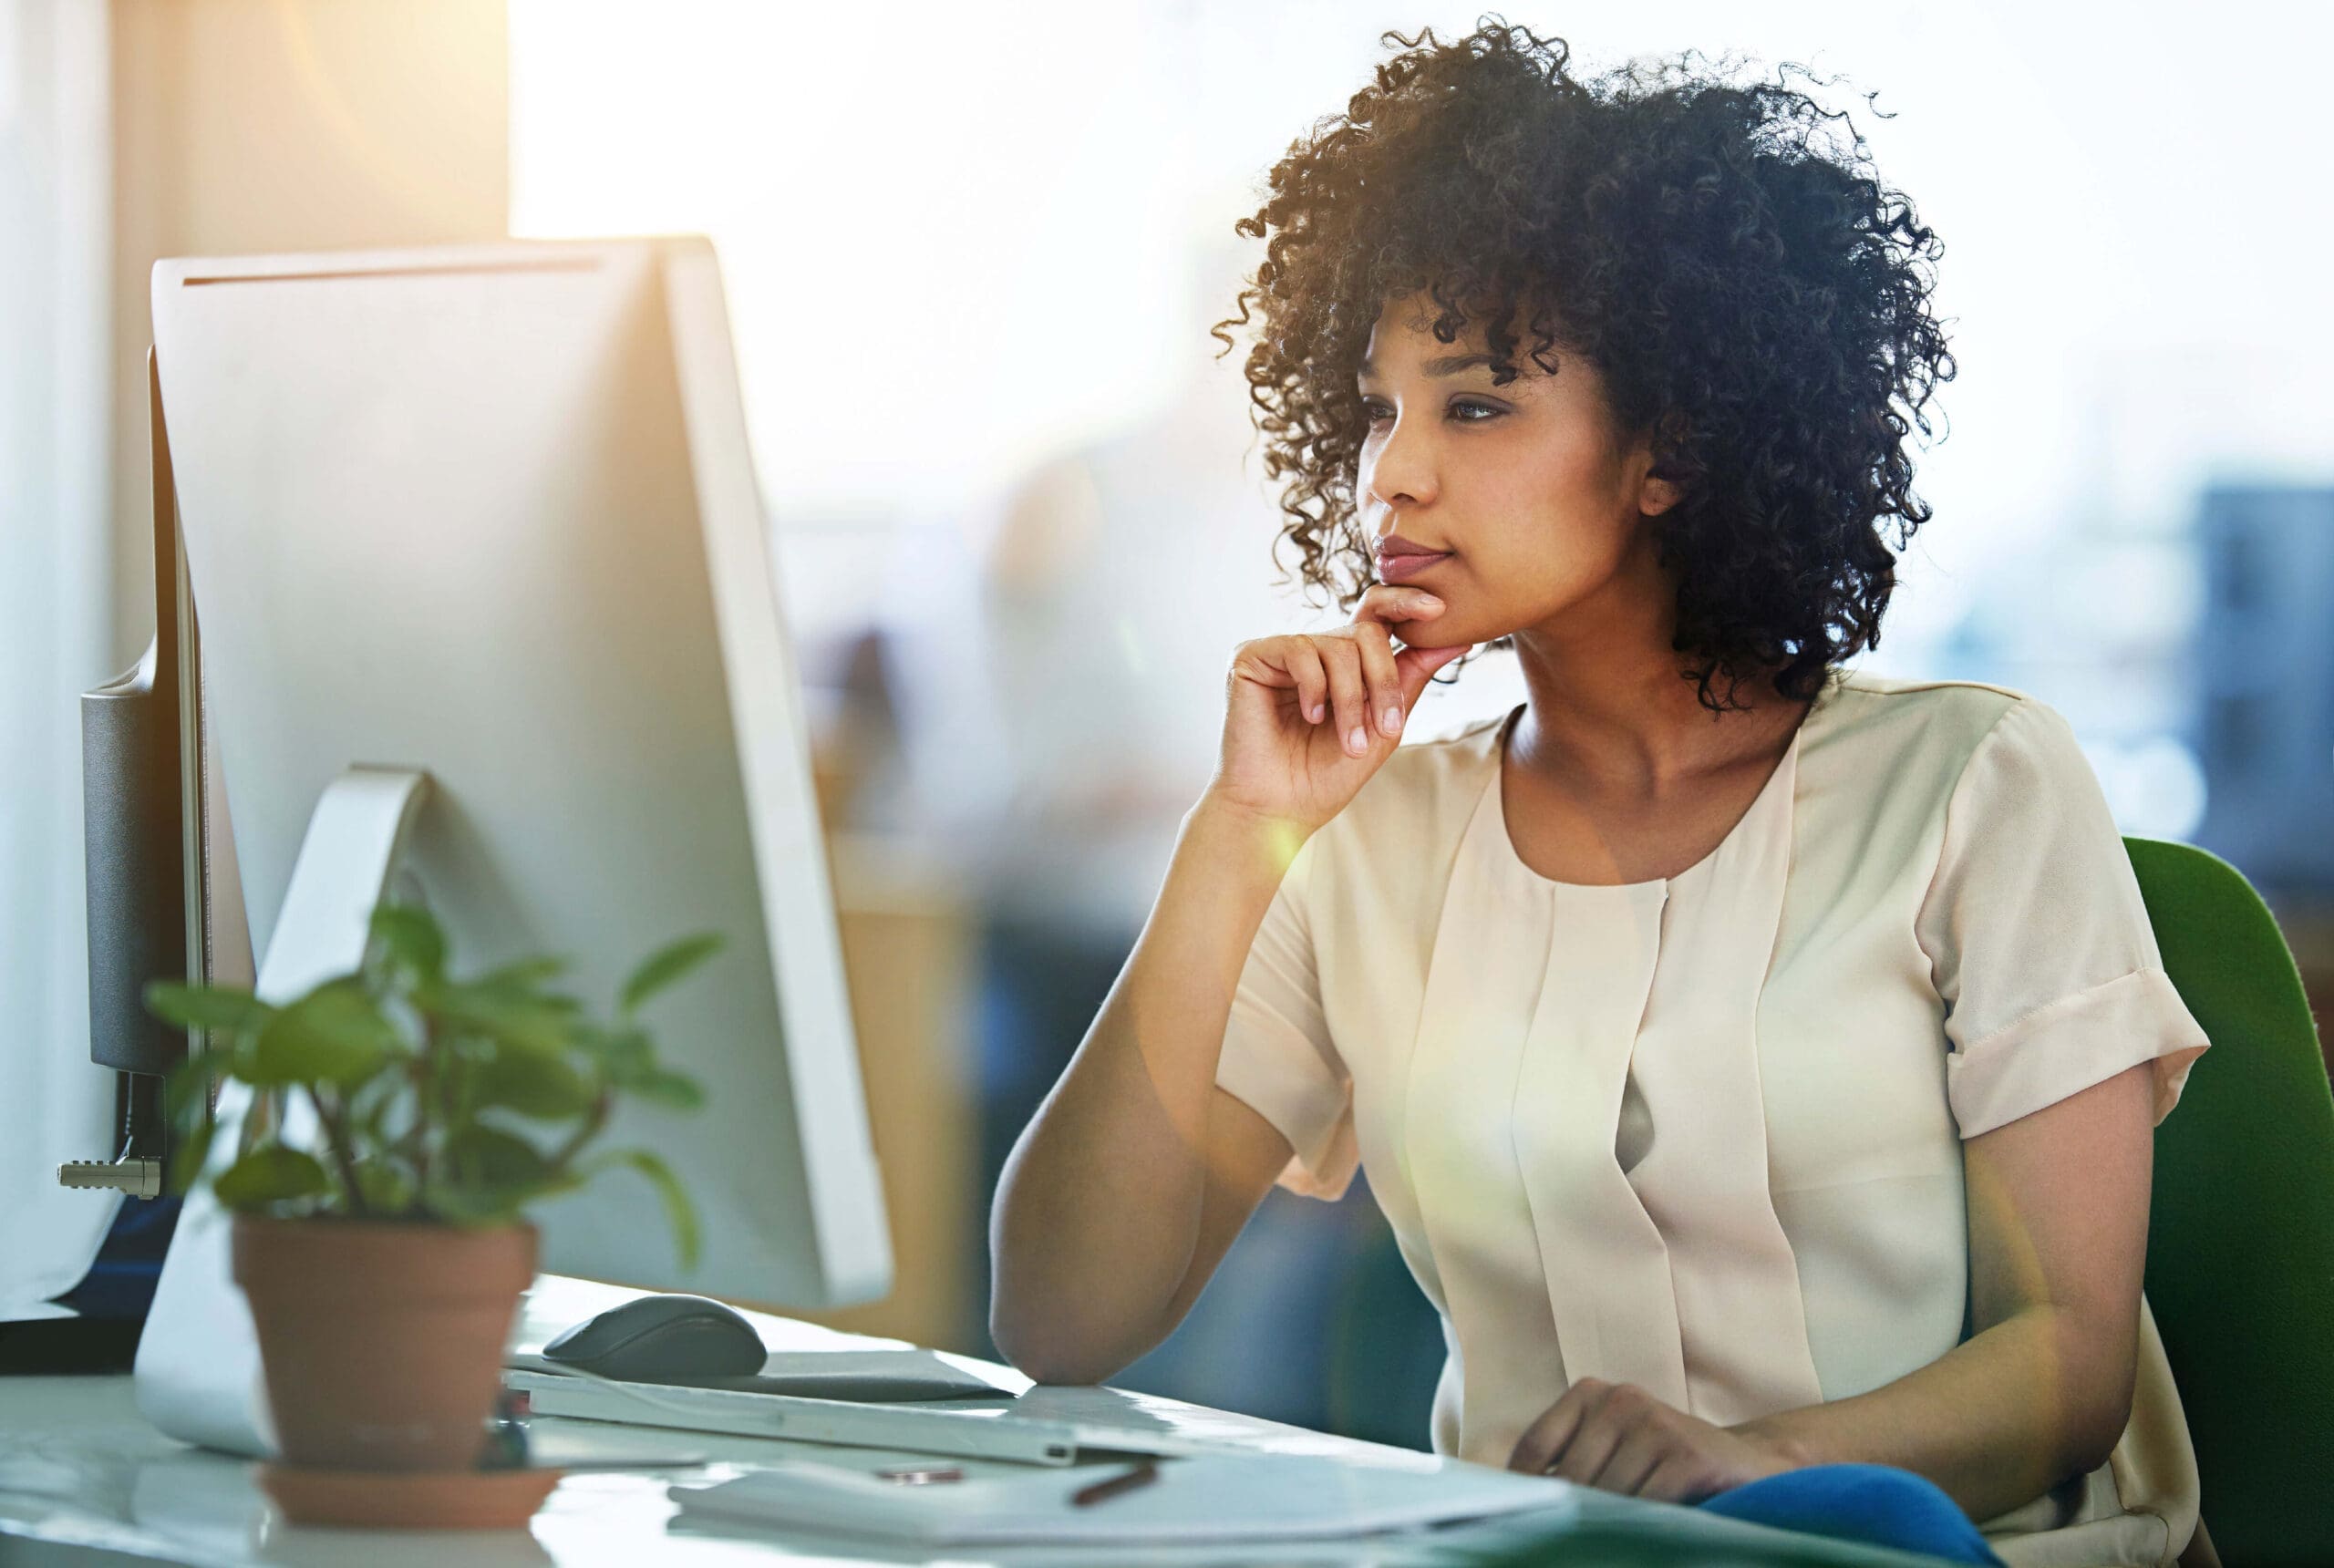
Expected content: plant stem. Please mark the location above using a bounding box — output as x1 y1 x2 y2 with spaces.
410 1016 437 1197
308 1085 371 1219
546 1091 612 1178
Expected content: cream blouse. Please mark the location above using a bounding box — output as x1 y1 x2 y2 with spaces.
1215 668 2213 1567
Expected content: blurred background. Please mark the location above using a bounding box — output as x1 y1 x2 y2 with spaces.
5 0 2328 1443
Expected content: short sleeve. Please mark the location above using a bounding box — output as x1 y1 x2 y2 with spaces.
1916 696 2211 1139
1213 831 1358 1200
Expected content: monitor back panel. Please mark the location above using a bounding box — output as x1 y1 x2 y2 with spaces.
150 240 889 1307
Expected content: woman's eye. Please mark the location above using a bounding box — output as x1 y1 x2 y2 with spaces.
1360 397 1504 428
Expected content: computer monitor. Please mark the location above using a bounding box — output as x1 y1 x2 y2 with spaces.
127 237 892 1453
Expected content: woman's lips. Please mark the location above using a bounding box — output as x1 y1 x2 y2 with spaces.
1377 549 1453 584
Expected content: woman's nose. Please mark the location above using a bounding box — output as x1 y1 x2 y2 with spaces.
1365 415 1438 510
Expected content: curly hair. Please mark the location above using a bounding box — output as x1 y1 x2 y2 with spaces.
1213 18 1954 712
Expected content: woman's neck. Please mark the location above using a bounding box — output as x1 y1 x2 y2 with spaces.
1507 633 1807 803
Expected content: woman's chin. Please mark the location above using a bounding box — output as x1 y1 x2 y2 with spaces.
1396 614 1503 653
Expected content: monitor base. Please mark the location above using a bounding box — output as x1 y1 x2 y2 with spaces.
132 766 431 1457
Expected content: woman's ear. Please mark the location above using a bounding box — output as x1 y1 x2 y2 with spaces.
1628 415 1686 518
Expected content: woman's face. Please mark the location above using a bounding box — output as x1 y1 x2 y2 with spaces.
1354 294 1678 650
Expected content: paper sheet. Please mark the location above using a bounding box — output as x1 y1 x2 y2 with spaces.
670 1452 1578 1545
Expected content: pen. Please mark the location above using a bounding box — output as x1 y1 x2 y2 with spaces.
1070 1460 1159 1507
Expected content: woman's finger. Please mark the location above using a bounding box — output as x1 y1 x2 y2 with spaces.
1394 640 1472 707
1316 635 1371 757
1350 619 1407 737
1562 1385 1667 1490
1355 585 1445 635
1549 1406 1626 1486
1281 636 1329 725
1233 636 1306 707
1637 1456 1712 1505
1588 1424 1670 1496
1508 1383 1592 1473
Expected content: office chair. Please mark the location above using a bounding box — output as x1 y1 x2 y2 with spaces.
2127 836 2334 1565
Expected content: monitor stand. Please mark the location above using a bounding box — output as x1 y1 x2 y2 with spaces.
133 766 430 1456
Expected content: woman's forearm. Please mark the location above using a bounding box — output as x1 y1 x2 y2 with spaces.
1738 1303 2134 1523
987 796 1299 1382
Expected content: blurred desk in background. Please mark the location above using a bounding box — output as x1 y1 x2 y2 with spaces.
799 830 977 1353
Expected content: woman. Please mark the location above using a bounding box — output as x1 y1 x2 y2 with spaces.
989 24 2211 1566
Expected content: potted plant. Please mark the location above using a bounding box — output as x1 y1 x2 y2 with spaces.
149 903 718 1486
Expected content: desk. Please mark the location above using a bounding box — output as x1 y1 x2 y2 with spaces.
0 1381 1960 1567
1 1279 1947 1568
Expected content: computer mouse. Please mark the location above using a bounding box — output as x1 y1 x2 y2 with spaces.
540 1293 767 1383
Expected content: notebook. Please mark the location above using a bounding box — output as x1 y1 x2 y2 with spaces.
667 1452 1578 1545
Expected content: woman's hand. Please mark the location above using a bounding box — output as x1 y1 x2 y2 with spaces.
1205 586 1472 833
1507 1377 1802 1503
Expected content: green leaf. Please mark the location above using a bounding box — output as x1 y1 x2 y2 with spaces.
620 933 724 1016
429 1126 579 1226
574 1025 653 1083
584 1148 700 1271
470 1046 597 1120
145 983 273 1037
370 904 447 981
426 983 572 1058
442 1124 553 1191
245 982 402 1088
212 1144 331 1211
426 1170 583 1229
168 1120 217 1198
353 1160 417 1215
629 1068 706 1112
471 955 569 995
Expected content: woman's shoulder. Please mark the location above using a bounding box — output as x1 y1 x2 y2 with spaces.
1808 669 2113 845
1817 667 2069 764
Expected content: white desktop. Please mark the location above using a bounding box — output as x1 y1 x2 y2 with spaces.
127 236 891 1455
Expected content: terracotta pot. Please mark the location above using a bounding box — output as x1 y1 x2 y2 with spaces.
232 1215 536 1471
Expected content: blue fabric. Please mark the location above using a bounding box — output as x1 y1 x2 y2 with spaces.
51 1195 181 1322
1701 1463 2003 1564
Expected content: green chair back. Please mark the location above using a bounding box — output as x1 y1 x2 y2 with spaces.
2127 836 2334 1565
